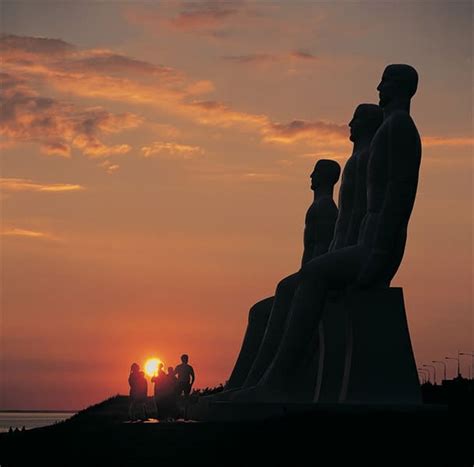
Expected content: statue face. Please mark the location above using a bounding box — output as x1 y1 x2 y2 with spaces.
310 170 317 190
377 69 400 108
377 65 417 108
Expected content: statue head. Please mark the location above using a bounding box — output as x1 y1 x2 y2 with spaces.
181 354 189 364
130 362 140 372
310 159 341 191
377 64 418 108
349 104 383 142
168 366 174 375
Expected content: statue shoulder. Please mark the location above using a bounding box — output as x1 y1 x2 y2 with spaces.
389 110 418 134
314 196 338 218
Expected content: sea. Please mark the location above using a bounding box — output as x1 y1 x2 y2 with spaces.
0 411 75 432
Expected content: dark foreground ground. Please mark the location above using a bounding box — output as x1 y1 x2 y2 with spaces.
0 392 472 467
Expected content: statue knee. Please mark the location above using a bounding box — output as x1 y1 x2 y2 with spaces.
276 275 296 295
248 297 273 324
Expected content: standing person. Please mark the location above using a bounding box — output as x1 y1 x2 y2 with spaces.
151 363 166 418
175 355 195 420
128 363 148 421
175 354 195 397
162 367 178 420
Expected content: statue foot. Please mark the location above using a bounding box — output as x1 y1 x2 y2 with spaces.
228 385 294 403
204 388 240 402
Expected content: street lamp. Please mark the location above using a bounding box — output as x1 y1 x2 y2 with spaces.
432 360 447 382
423 364 437 385
446 355 461 378
459 352 474 379
417 368 430 384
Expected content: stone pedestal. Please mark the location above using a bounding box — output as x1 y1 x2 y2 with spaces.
316 287 421 404
314 297 348 403
340 287 421 404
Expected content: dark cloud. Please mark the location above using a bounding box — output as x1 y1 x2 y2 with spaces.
222 50 318 65
221 53 278 64
170 0 243 31
0 33 75 56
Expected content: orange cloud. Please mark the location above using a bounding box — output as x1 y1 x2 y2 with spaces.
141 141 204 159
0 178 84 193
1 227 58 240
0 72 142 158
262 120 348 145
0 34 362 157
423 136 474 148
98 160 120 175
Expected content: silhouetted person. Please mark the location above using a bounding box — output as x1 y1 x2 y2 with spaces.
175 354 195 397
161 366 178 420
128 363 148 420
255 64 421 401
151 363 167 417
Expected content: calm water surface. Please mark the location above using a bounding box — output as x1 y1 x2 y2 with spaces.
0 412 75 432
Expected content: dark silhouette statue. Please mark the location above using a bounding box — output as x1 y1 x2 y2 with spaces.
245 64 422 402
224 159 341 394
225 104 382 402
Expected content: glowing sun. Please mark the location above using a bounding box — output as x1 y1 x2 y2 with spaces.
144 358 162 377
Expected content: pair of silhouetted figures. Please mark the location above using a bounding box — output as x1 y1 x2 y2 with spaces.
215 64 423 406
128 354 195 421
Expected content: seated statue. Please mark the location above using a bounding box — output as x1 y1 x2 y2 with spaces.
223 159 341 394
253 64 422 401
228 103 383 401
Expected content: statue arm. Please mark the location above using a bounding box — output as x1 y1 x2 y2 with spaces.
358 116 421 286
301 210 315 266
301 235 314 266
312 201 338 258
329 162 355 251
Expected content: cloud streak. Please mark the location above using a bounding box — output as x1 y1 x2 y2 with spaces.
423 136 474 148
141 141 204 159
0 178 85 193
222 50 318 65
1 227 58 240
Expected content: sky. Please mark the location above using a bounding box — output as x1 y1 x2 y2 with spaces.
0 0 472 410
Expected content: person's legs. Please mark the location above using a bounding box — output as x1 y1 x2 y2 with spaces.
128 398 136 421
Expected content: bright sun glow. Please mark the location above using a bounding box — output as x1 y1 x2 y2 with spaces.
144 358 162 377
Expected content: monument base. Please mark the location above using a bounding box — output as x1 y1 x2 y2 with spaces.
316 287 421 405
188 400 443 422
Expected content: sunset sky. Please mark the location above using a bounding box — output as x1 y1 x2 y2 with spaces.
1 1 472 410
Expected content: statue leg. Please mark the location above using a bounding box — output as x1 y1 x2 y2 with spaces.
260 246 366 399
225 296 274 390
243 273 300 388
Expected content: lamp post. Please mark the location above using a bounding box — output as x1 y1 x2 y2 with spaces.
423 364 437 385
432 360 447 382
446 355 461 378
459 352 474 379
